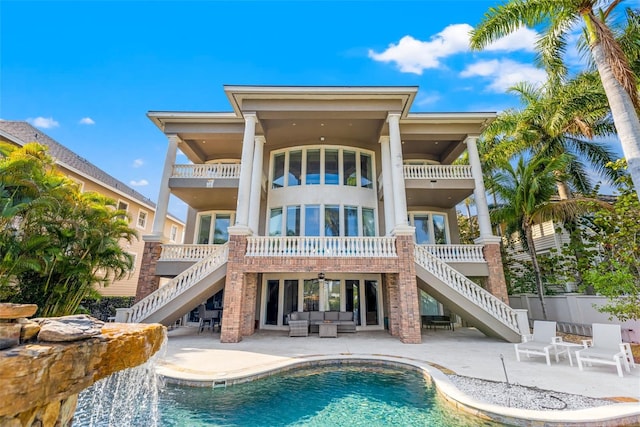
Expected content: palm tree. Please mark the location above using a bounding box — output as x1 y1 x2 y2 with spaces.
482 75 618 198
490 154 609 319
470 0 640 201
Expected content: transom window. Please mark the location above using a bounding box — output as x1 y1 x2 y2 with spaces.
271 146 374 190
269 205 376 237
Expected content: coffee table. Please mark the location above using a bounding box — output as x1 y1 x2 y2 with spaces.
319 322 338 338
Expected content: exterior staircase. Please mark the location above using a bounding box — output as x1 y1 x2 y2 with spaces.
121 244 229 325
414 245 523 342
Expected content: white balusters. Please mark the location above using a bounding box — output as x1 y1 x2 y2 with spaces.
171 163 241 179
414 245 519 332
127 244 229 323
246 236 397 257
403 165 472 180
159 244 224 261
419 244 485 263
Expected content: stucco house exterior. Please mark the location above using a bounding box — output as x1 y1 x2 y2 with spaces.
125 85 528 344
0 120 185 297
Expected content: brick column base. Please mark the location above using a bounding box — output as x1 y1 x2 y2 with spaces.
384 273 399 337
135 241 163 303
483 243 509 303
395 235 421 344
221 234 248 343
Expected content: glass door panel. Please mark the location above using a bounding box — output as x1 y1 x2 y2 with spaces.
345 280 361 325
414 214 431 244
325 205 340 237
265 280 279 325
196 214 212 244
323 279 340 311
432 214 447 244
365 280 379 325
303 279 319 312
283 280 298 325
213 214 231 244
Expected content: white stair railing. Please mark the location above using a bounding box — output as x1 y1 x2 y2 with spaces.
246 236 397 257
126 244 229 323
403 164 472 180
159 244 225 261
420 244 485 263
414 245 519 333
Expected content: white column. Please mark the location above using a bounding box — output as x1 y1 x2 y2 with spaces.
379 136 395 235
387 113 411 233
465 135 499 243
249 135 265 234
151 134 179 237
233 113 257 231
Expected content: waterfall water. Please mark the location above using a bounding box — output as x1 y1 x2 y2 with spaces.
74 340 166 427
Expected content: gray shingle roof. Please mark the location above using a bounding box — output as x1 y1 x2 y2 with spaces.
0 120 157 208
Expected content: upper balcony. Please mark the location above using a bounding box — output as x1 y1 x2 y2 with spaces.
168 162 241 210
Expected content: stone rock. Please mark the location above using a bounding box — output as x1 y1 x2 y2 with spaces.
0 303 38 320
35 315 104 342
0 323 22 349
17 318 41 342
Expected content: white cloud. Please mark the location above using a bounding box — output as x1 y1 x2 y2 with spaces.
415 92 441 107
460 59 547 92
132 158 144 168
483 26 538 52
129 179 149 187
28 117 59 129
369 24 473 74
79 117 95 125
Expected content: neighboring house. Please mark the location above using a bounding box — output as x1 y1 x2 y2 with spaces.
0 121 185 297
125 85 527 344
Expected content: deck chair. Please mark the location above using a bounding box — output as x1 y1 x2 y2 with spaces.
198 305 214 333
576 323 635 377
515 320 564 366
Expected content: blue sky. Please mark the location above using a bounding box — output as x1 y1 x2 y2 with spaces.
1 0 636 220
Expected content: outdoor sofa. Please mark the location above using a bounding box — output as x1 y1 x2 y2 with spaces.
289 311 357 334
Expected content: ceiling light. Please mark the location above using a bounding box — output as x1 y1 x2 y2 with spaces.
320 136 325 142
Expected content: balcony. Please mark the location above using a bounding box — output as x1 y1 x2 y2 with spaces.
379 165 474 208
246 236 397 257
168 163 241 210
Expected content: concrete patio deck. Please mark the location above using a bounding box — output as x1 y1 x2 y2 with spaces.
158 326 639 400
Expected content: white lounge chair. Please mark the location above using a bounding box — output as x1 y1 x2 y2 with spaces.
576 323 636 377
515 320 565 366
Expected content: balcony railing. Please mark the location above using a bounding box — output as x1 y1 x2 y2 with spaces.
171 163 241 179
403 165 472 180
159 244 225 261
246 236 397 257
420 244 485 263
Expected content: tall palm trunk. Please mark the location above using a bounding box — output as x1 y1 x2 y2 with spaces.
524 223 548 320
591 43 640 201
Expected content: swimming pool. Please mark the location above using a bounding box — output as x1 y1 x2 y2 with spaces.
76 363 505 426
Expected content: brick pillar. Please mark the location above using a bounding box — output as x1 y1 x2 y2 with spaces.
241 273 258 336
383 274 398 336
395 235 421 344
135 240 163 303
220 233 248 343
483 243 509 303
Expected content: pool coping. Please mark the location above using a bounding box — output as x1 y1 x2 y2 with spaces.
156 353 640 427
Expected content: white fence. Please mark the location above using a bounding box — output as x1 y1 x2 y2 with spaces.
246 236 397 257
159 244 224 261
510 294 640 342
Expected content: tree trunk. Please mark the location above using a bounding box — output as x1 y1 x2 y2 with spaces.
591 43 640 202
556 180 572 200
525 223 548 320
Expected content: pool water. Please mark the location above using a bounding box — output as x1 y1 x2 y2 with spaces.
76 364 504 426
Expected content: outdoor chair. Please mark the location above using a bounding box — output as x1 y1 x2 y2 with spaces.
576 323 636 377
198 305 215 333
288 312 309 337
515 320 566 366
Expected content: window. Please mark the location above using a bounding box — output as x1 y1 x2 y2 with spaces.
305 205 320 236
362 208 375 237
269 208 283 236
170 225 178 242
325 205 340 237
137 210 148 229
409 212 450 244
344 206 358 236
196 212 235 244
286 206 300 236
117 201 129 212
270 147 375 190
305 149 321 185
128 252 138 274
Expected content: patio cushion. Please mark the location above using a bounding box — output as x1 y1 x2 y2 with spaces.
298 312 310 321
339 312 353 321
325 311 339 321
310 312 324 322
